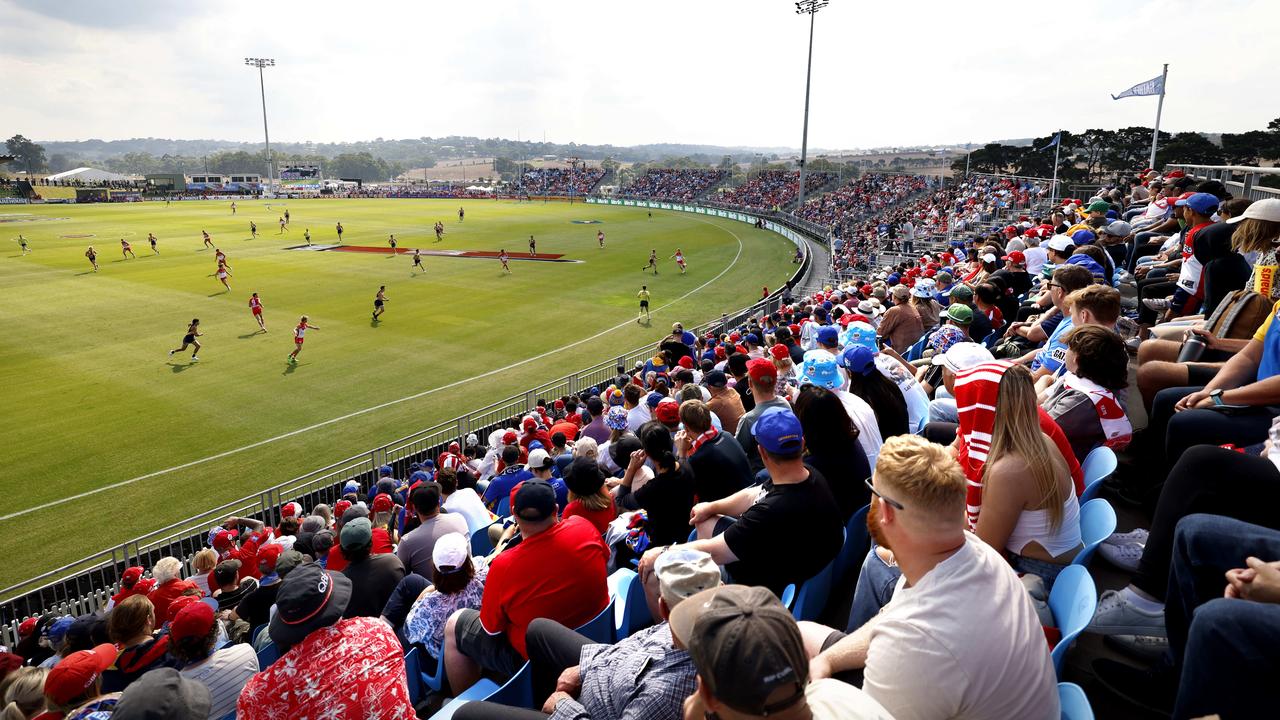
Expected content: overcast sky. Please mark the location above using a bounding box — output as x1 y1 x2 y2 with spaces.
2 0 1276 151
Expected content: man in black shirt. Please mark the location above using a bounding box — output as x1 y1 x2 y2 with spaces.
948 285 990 342
725 353 754 413
640 407 843 598
676 400 752 503
211 560 256 612
339 517 405 618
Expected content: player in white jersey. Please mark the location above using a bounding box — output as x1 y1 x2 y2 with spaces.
671 248 686 274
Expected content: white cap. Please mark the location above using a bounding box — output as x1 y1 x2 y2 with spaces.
1227 198 1280 224
465 433 480 447
527 448 554 470
982 253 997 263
931 342 995 373
1046 235 1075 252
432 532 470 572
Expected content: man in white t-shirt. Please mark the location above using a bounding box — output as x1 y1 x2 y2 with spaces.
800 435 1058 720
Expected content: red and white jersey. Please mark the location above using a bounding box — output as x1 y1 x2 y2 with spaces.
295 323 310 340
438 451 464 471
674 253 685 264
216 251 226 263
499 252 509 262
249 297 262 312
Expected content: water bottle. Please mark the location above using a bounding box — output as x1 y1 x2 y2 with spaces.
1177 336 1207 363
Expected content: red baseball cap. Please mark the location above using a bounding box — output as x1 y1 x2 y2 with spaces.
18 617 37 638
746 358 777 384
212 529 238 552
1004 225 1018 235
170 600 216 641
729 332 742 342
677 356 695 369
654 399 680 425
45 644 118 706
553 399 565 410
372 493 394 514
1007 250 1027 265
120 566 144 588
165 594 201 624
502 430 519 445
788 323 801 337
333 499 352 518
522 417 537 431
714 346 727 360
258 543 284 574
769 343 789 361
280 501 302 519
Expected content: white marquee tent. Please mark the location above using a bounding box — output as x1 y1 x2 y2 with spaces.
45 167 131 183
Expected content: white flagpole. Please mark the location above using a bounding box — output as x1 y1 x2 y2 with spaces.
1148 64 1169 169
1050 132 1062 205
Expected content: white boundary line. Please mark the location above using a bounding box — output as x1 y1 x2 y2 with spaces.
0 216 747 523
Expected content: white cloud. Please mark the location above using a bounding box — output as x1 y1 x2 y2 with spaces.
1 0 1277 149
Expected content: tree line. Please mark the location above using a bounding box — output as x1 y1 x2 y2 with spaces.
951 119 1280 183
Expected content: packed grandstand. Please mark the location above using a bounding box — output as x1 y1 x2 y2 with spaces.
5 161 1280 720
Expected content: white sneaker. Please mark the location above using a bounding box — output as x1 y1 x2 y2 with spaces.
1105 528 1150 546
1105 634 1170 664
1142 297 1170 311
1099 541 1145 573
1088 589 1166 637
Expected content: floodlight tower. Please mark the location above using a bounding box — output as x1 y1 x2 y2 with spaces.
794 0 829 211
245 57 276 194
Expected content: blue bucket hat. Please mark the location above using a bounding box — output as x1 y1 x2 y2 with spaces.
798 350 842 390
839 321 878 351
838 345 877 376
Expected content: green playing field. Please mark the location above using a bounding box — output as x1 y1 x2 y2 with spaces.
0 197 796 586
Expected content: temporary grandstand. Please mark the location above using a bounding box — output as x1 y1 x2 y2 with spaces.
43 166 132 183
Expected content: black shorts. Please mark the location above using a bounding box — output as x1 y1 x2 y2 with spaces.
454 608 523 680
182 334 195 344
374 300 384 308
1187 363 1221 386
640 301 649 308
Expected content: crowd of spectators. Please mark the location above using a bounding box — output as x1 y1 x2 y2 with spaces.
795 173 930 240
717 170 838 211
618 169 727 202
5 168 1279 720
517 167 605 195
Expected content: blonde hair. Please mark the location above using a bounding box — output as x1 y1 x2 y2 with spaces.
2 667 48 720
569 486 613 512
312 503 333 527
983 365 1069 529
1232 218 1280 254
192 548 218 574
151 556 183 584
874 435 966 520
572 437 599 460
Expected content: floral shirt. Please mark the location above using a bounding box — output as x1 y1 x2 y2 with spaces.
403 559 488 657
237 617 414 720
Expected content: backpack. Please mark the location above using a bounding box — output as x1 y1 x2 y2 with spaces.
1202 289 1274 340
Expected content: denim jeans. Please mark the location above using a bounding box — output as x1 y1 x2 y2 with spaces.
1165 514 1280 719
1009 554 1067 590
847 543 902 632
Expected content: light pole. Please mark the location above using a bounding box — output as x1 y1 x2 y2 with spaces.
794 0 829 211
244 57 275 195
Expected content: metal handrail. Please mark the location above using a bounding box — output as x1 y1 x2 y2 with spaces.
0 198 817 645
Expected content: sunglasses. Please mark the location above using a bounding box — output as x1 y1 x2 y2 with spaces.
864 477 905 511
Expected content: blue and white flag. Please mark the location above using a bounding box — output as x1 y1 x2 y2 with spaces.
1037 133 1061 152
1111 74 1164 100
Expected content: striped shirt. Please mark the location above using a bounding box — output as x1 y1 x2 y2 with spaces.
180 643 259 719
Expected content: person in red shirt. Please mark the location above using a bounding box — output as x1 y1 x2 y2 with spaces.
519 416 551 452
548 415 580 445
248 292 266 332
146 556 201 622
561 457 617 534
443 480 609 690
287 315 318 364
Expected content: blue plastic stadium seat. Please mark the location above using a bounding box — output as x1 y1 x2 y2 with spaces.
431 661 534 720
789 528 845 622
833 504 870 585
255 641 280 670
495 496 511 518
1073 499 1117 567
1047 565 1097 677
608 568 654 640
574 597 617 644
419 643 447 694
404 646 423 705
472 522 498 557
1079 446 1117 502
1057 681 1095 720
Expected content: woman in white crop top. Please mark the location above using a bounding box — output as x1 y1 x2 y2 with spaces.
976 365 1082 586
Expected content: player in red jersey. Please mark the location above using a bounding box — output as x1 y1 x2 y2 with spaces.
120 238 135 259
249 292 266 332
288 316 318 364
216 262 233 292
671 248 686 274
499 249 511 274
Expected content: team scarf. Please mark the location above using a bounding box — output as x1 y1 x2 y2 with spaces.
954 361 1085 529
689 427 719 456
1060 372 1132 450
